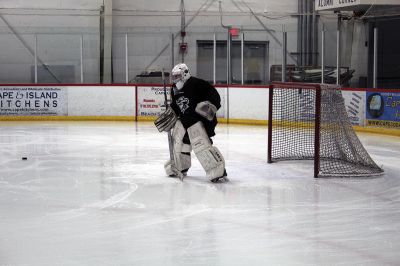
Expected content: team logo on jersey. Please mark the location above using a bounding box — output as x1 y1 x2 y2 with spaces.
176 96 189 113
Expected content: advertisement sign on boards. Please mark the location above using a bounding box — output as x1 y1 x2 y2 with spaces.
137 86 170 117
366 91 400 128
0 86 67 116
342 90 365 126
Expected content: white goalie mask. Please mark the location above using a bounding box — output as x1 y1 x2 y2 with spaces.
171 63 191 90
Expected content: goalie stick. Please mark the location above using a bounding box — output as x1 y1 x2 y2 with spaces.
162 70 184 181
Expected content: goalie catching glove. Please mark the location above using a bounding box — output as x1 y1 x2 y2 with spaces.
154 107 178 132
195 101 218 121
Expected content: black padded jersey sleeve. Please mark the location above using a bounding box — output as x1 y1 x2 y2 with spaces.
198 79 221 110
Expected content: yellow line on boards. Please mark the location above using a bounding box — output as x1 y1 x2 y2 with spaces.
353 125 400 137
220 118 268 126
137 116 157 121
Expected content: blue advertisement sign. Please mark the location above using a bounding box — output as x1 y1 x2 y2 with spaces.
366 91 400 128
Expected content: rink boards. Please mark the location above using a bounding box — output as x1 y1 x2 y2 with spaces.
0 84 399 135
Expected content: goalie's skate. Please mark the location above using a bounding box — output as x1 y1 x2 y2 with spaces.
168 169 187 181
210 169 228 183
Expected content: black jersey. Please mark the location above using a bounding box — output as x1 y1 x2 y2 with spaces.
170 76 221 137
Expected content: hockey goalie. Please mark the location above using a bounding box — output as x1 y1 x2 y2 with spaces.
155 63 228 182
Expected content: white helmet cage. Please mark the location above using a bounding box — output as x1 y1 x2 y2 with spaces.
171 63 191 84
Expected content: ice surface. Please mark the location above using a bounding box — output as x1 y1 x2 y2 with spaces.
0 121 399 266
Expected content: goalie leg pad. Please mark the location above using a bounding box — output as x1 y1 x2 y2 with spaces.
164 160 179 176
187 121 225 180
164 159 189 177
169 120 191 173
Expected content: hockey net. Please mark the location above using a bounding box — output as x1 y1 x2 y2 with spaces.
267 82 383 178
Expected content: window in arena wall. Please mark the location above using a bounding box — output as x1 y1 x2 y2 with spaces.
197 40 269 85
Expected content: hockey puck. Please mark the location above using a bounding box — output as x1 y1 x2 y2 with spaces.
22 157 27 160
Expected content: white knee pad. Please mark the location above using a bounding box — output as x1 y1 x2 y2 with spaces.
168 120 191 173
187 121 225 180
